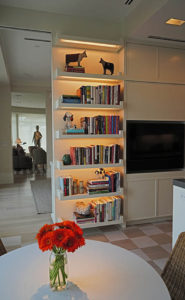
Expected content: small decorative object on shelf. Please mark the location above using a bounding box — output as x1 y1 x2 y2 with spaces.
79 180 84 194
65 50 87 73
74 201 95 224
99 58 114 75
75 201 91 215
62 154 71 165
63 112 73 129
73 179 78 194
36 221 85 291
95 168 105 179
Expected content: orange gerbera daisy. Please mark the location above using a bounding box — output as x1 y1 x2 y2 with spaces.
52 228 66 248
36 224 53 243
62 230 78 252
40 231 53 252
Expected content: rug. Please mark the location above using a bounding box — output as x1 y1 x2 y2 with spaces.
30 178 52 214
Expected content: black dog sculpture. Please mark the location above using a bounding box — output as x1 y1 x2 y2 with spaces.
99 58 114 75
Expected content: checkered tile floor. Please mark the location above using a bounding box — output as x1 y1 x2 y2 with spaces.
84 221 172 274
1 221 172 274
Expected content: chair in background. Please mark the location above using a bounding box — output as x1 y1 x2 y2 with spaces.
0 239 7 256
13 146 32 171
161 231 185 300
31 147 47 174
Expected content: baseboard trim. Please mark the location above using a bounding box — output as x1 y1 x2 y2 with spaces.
126 215 172 226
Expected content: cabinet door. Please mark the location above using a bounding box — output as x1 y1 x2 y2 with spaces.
127 179 156 221
157 178 173 217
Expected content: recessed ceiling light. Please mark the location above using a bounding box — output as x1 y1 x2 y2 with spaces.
166 18 185 26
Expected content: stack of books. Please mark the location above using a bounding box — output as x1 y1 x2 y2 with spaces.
73 211 95 224
80 115 119 134
87 178 110 195
60 95 81 104
90 196 122 222
65 66 85 73
77 84 121 105
64 128 85 134
70 144 120 165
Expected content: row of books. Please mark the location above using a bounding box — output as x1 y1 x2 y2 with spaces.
59 176 73 196
80 115 120 135
91 196 122 222
73 197 122 224
59 171 120 197
77 84 121 105
70 144 120 165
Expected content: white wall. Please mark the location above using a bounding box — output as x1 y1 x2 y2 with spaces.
46 92 52 178
11 92 46 108
0 84 13 184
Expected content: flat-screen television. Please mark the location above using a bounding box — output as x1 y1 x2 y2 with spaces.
126 121 184 174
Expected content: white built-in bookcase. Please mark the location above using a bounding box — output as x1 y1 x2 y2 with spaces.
51 36 125 228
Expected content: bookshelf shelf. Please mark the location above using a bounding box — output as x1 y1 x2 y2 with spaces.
55 68 124 83
57 216 125 229
52 36 125 228
55 131 124 139
56 160 123 170
56 188 124 201
56 102 124 110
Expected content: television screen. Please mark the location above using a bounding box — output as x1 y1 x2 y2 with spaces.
126 121 184 174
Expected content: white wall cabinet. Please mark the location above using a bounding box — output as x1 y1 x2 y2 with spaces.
124 42 185 223
126 179 156 221
126 172 185 223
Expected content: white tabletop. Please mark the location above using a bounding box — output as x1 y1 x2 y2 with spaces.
0 240 170 300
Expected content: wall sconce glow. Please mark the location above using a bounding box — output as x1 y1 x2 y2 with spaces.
166 18 185 26
60 39 120 49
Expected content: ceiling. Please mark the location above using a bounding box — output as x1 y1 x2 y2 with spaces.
0 0 143 23
0 29 52 88
0 0 185 88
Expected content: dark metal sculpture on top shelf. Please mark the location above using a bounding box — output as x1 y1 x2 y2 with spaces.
99 58 114 75
66 50 87 67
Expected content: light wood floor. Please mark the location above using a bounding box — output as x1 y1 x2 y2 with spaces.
0 172 52 251
0 172 172 273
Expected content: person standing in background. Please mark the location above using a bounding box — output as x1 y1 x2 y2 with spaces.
32 125 42 147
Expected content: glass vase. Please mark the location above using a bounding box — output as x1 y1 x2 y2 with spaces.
49 249 68 291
